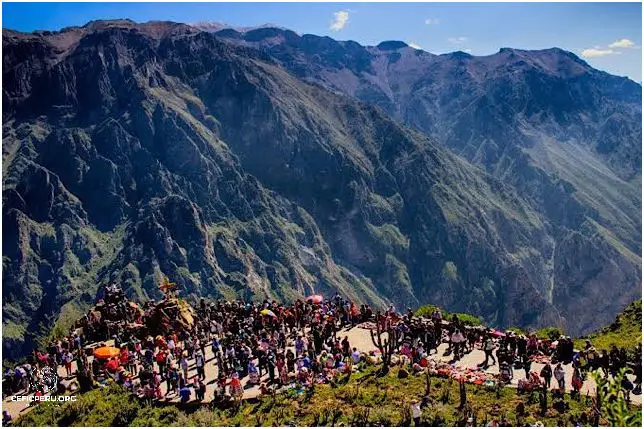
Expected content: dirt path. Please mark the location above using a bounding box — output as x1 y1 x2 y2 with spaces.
3 327 640 421
343 327 641 404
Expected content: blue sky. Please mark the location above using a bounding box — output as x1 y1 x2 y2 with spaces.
3 2 642 81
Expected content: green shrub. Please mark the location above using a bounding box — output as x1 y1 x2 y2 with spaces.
592 368 642 427
414 304 443 318
414 304 481 326
452 313 482 326
534 326 565 340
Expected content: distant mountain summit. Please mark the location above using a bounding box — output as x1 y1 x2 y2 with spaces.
191 21 290 34
2 20 640 359
376 40 409 50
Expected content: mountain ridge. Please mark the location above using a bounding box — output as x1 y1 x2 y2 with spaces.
2 20 640 360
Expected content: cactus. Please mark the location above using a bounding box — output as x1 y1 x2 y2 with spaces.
459 379 467 409
424 368 432 397
539 385 548 416
370 318 403 374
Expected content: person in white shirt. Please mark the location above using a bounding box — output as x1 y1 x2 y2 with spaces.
351 348 361 364
63 351 74 377
554 363 566 391
410 398 422 426
451 329 465 360
482 335 497 367
179 354 189 381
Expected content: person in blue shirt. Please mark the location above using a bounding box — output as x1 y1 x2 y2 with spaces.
179 386 191 403
248 360 259 384
74 334 82 350
302 355 311 369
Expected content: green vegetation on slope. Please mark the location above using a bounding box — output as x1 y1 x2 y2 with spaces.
575 300 642 352
415 304 482 326
17 366 607 427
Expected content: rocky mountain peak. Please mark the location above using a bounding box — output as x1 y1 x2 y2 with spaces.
376 40 409 51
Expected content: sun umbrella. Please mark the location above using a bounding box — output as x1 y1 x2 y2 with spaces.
94 346 120 360
306 294 324 304
491 329 505 338
260 309 276 317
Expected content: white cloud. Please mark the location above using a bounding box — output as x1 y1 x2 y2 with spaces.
463 48 473 54
424 18 440 25
330 10 349 31
447 36 468 45
608 38 636 49
581 47 616 58
581 39 639 59
408 42 422 50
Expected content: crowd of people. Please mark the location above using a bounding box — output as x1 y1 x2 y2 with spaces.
2 287 642 426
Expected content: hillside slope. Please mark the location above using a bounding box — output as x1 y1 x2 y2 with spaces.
209 25 643 334
212 27 641 252
2 20 640 358
575 300 642 351
15 366 610 427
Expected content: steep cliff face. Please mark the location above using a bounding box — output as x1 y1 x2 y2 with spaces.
213 28 641 248
2 20 640 358
210 26 642 334
2 21 387 358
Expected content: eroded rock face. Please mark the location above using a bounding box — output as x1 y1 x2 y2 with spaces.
2 20 640 358
212 25 641 334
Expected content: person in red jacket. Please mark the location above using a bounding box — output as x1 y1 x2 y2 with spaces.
119 348 129 366
155 350 167 380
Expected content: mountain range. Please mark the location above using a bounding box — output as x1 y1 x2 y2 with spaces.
2 19 641 359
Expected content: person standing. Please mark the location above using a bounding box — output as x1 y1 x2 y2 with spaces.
62 350 74 377
410 398 422 426
126 348 137 376
483 335 496 367
554 363 566 391
599 350 610 377
341 336 351 357
267 352 276 385
193 376 204 401
451 329 465 360
572 367 584 398
540 363 552 388
155 349 167 380
522 354 532 380
195 350 206 380
166 365 178 396
179 353 189 381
